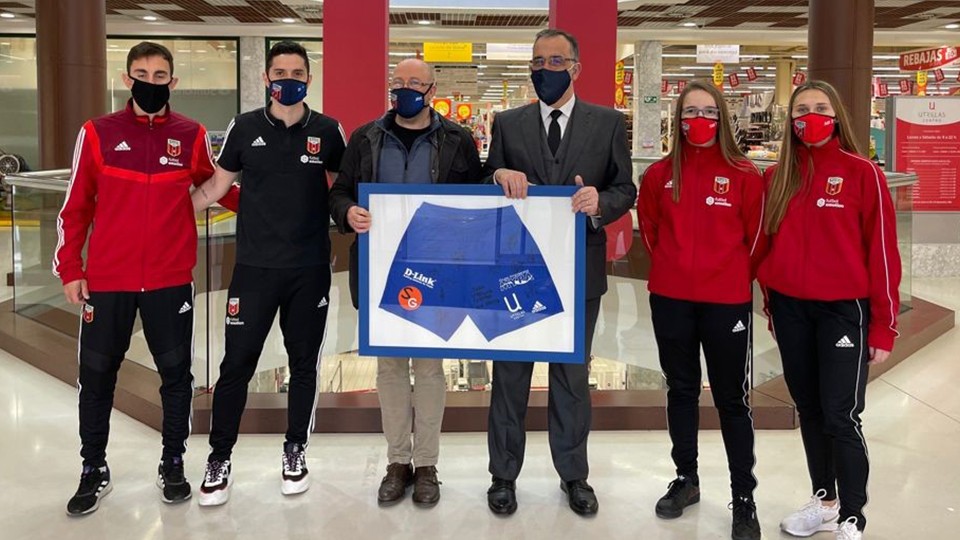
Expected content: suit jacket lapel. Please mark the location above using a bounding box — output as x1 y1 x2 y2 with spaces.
558 101 593 184
521 104 548 183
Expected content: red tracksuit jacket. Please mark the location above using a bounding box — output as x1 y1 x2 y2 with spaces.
637 143 767 304
54 101 236 292
757 137 902 351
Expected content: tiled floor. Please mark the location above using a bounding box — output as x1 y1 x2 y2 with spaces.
0 278 958 538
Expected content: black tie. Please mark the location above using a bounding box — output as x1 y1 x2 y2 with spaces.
548 109 563 156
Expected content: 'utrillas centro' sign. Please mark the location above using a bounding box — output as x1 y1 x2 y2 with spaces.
900 46 960 72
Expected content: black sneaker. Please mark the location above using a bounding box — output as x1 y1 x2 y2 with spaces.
281 442 309 496
731 496 762 540
157 456 192 504
66 465 112 516
655 475 700 519
198 460 232 507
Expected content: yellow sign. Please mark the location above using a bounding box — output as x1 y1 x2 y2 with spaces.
615 61 625 85
456 103 473 121
615 61 627 108
432 98 452 118
917 71 928 96
423 42 473 63
713 62 724 89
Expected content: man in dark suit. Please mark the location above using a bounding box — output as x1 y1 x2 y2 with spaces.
484 29 637 517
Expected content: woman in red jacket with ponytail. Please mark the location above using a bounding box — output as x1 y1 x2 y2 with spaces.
759 81 901 540
638 80 766 540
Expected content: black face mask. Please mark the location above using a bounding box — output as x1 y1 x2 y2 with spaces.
130 78 170 114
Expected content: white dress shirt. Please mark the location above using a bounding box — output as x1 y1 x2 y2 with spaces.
539 95 576 140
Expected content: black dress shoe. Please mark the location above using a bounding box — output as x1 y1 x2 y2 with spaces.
561 479 599 516
487 477 517 515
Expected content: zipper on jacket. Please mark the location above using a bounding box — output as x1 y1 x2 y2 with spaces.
142 119 154 292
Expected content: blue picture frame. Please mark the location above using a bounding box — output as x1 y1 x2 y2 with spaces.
357 183 586 364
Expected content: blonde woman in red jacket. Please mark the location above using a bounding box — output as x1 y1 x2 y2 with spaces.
638 80 766 540
759 81 901 540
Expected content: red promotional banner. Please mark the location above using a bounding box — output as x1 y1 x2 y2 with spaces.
793 71 806 85
624 71 633 85
677 80 687 92
662 79 669 93
900 79 911 93
432 98 452 118
878 82 889 97
899 46 960 72
935 69 946 82
729 73 740 88
893 97 960 210
746 67 758 81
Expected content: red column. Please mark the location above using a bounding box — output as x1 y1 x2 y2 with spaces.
322 0 389 136
549 0 618 107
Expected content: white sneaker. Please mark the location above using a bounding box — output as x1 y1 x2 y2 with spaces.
281 443 309 496
836 517 862 540
780 489 840 537
198 460 232 507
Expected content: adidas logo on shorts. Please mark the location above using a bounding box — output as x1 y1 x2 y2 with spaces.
531 301 547 313
317 297 328 308
178 302 192 314
836 335 855 348
732 320 747 333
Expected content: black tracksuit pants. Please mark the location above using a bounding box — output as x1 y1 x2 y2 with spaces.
649 293 758 498
78 283 195 468
768 289 870 531
208 264 331 461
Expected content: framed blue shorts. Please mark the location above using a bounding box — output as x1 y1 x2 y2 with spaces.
358 184 585 363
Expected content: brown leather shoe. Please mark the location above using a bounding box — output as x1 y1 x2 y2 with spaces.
412 466 441 507
377 463 413 506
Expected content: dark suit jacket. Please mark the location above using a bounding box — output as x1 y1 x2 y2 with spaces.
482 98 636 299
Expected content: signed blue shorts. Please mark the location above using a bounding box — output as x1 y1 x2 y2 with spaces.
379 202 564 341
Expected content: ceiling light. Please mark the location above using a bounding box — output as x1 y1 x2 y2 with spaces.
946 24 960 29
662 53 697 58
143 15 158 21
281 18 297 24
417 20 433 25
680 21 698 27
0 13 15 19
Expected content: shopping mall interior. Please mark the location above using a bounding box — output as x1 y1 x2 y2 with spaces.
0 1 958 538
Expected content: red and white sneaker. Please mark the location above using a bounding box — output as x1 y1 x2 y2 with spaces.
281 443 309 496
198 460 232 507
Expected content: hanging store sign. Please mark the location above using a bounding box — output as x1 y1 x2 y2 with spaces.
712 62 724 89
456 103 472 121
677 80 687 93
423 42 473 63
432 98 452 118
662 79 669 93
877 82 889 98
900 79 912 93
899 46 960 72
615 61 627 108
729 73 740 88
696 44 740 64
917 71 928 96
746 67 758 81
934 69 946 82
793 71 806 85
485 43 533 61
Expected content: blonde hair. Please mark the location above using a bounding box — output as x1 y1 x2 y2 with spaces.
666 80 750 202
765 80 864 233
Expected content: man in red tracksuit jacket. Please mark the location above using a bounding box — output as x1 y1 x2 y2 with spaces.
54 42 236 516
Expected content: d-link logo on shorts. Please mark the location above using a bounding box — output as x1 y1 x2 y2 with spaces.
403 268 436 289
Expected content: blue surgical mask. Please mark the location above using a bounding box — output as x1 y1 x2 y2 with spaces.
531 68 572 106
390 86 431 119
269 78 307 106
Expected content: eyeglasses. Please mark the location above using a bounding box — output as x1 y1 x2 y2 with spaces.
390 78 433 90
681 106 720 120
528 56 577 70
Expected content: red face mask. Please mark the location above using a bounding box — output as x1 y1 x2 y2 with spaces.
681 117 718 145
792 113 836 145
